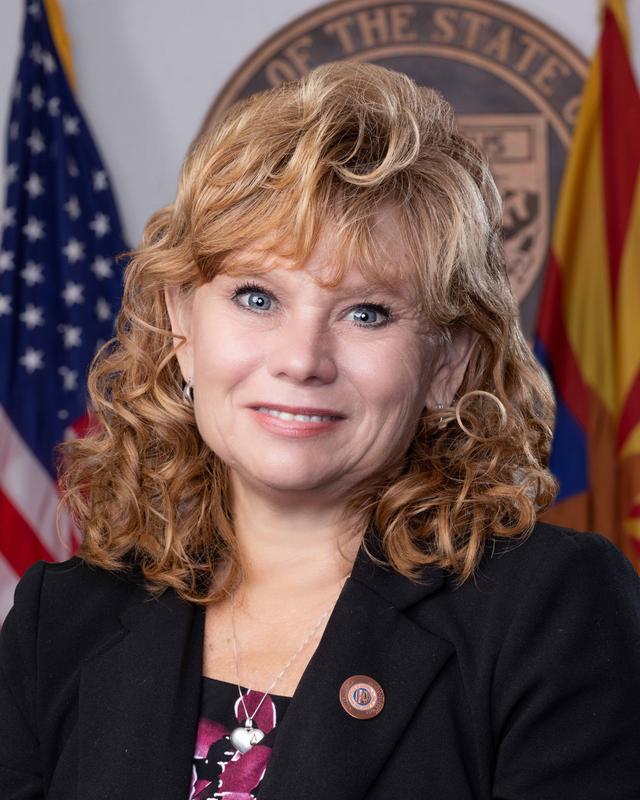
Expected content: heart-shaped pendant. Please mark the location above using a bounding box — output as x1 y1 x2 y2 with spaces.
230 721 265 754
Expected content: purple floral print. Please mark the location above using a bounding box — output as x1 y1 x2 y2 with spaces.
188 684 289 800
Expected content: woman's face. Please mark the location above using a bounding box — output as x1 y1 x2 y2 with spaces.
166 212 469 501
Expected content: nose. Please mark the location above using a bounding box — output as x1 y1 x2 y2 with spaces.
265 312 338 384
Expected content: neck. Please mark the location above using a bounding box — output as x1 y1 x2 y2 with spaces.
230 480 362 599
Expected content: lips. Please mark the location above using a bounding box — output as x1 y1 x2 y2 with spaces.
250 403 345 418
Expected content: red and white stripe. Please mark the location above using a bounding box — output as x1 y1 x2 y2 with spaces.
0 406 79 625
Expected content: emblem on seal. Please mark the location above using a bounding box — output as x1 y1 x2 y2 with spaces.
199 0 587 336
339 674 386 719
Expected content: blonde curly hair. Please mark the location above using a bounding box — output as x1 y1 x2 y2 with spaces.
57 61 557 602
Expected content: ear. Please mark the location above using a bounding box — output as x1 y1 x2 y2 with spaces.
164 286 194 383
425 326 477 409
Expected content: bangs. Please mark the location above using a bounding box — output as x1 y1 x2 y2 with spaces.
191 179 423 309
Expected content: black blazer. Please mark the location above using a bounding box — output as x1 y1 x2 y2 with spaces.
1 520 640 799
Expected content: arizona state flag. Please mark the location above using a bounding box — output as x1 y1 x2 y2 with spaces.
534 0 640 570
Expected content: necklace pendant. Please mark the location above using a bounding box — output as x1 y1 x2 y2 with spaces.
230 719 265 754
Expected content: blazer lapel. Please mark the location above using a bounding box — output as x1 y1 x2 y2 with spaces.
77 580 205 799
257 525 453 800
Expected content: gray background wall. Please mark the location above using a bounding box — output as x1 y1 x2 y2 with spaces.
2 0 640 248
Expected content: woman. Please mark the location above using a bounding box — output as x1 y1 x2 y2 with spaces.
1 61 639 800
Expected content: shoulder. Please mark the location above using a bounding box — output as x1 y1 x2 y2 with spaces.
420 520 640 652
1 556 144 667
487 520 640 632
484 518 627 563
419 520 640 719
473 519 639 597
11 554 141 614
474 521 640 673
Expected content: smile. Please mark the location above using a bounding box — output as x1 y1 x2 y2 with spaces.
256 406 339 423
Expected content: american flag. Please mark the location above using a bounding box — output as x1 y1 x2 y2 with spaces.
0 0 127 623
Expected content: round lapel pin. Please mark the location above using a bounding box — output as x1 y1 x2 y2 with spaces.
339 674 385 719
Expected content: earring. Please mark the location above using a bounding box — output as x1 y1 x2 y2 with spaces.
183 377 193 404
434 402 448 430
454 389 507 438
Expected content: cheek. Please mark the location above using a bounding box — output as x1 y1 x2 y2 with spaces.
191 312 258 382
348 338 429 412
188 316 256 456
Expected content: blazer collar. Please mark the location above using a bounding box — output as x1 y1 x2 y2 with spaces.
349 517 448 609
77 522 451 799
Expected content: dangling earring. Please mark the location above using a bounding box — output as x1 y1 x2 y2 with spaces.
183 377 193 404
434 402 448 430
454 389 507 439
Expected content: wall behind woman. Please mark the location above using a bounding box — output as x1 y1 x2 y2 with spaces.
1 0 640 248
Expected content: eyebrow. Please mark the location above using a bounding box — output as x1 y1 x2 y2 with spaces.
224 268 407 298
335 282 405 298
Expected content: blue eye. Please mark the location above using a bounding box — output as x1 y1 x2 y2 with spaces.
231 282 273 311
348 306 390 327
230 281 392 328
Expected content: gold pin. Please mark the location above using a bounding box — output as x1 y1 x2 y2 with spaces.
339 675 385 719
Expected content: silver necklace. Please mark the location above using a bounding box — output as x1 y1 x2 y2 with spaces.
228 574 350 755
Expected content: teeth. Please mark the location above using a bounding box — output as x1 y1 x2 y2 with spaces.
256 407 337 423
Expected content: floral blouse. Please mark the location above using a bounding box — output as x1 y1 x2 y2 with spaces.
188 676 292 799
